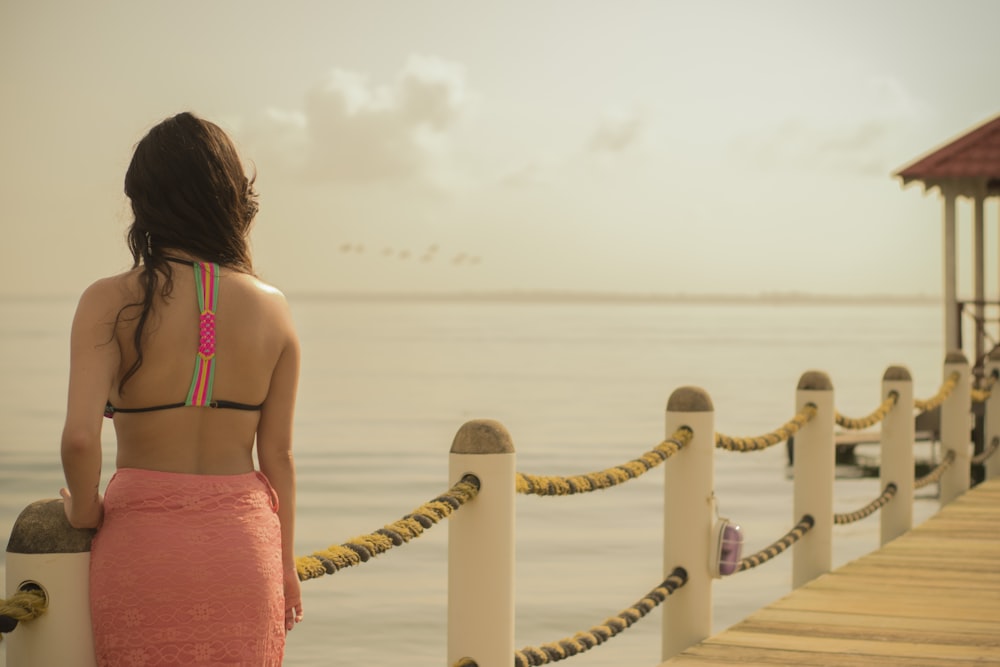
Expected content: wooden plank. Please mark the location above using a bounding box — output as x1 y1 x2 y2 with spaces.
835 560 1000 581
667 643 952 666
803 571 998 594
746 607 1000 639
767 588 1000 621
707 629 998 662
732 616 1000 648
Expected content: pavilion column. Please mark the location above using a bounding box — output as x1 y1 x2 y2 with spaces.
943 188 960 353
974 193 985 370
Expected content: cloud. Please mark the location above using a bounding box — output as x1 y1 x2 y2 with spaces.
588 110 645 153
499 160 550 187
730 118 901 176
247 55 469 183
722 72 928 177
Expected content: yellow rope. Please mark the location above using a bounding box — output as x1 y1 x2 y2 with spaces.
915 449 956 489
0 589 47 642
835 393 898 430
516 428 692 496
296 475 480 582
833 484 897 525
972 371 999 403
972 437 999 465
511 567 688 667
914 372 960 412
735 515 814 572
715 404 817 452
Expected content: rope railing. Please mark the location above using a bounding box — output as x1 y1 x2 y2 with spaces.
295 474 480 582
972 437 999 465
515 428 692 496
971 370 999 403
833 483 898 525
915 449 956 489
834 393 898 430
914 372 960 412
734 515 814 573
451 568 689 667
715 404 817 452
508 567 688 667
6 358 998 666
0 587 47 642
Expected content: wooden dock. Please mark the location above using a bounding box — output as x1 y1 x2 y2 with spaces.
660 478 1000 666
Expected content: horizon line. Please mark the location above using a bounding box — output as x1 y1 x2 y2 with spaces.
287 290 943 305
0 289 944 305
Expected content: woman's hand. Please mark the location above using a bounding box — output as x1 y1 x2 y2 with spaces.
283 567 303 633
59 487 103 529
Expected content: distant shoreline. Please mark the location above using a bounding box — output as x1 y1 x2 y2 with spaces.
287 291 941 305
0 291 942 305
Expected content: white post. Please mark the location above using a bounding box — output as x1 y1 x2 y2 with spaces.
940 351 972 505
943 190 960 353
985 349 1000 481
448 419 515 667
880 366 914 545
792 371 834 589
5 499 96 667
662 386 714 661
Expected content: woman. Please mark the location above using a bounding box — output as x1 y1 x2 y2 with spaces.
59 112 303 665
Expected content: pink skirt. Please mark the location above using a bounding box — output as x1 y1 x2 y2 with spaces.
90 468 285 666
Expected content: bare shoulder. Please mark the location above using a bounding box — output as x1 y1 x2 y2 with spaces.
70 272 141 347
76 271 139 317
248 275 289 301
240 274 291 309
229 273 297 331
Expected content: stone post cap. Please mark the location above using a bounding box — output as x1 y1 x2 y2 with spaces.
797 370 833 391
883 366 912 382
945 350 968 364
451 419 515 454
6 499 94 554
666 386 713 412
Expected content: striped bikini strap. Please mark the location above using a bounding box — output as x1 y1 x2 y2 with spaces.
185 262 220 407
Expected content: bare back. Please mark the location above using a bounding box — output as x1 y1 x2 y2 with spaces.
106 263 296 474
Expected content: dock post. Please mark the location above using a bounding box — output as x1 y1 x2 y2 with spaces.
792 371 834 589
880 366 914 545
940 351 971 505
662 386 714 661
5 499 96 666
984 349 1000 481
448 419 516 667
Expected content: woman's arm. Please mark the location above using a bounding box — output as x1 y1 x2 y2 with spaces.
256 295 302 631
60 280 119 529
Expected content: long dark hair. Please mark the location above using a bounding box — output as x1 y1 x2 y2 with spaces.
117 112 259 392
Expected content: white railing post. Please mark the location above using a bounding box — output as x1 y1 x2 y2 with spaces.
5 499 96 666
984 348 1000 481
880 366 914 545
448 419 516 667
792 371 834 589
940 351 971 505
662 386 714 661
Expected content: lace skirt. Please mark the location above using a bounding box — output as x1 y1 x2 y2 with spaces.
90 468 285 666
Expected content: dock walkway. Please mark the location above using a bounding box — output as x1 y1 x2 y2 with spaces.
661 478 1000 666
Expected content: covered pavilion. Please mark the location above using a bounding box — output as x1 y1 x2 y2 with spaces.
895 113 1000 376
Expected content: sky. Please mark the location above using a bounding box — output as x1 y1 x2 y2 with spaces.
2 0 1000 298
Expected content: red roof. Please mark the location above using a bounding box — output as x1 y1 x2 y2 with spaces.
896 113 1000 195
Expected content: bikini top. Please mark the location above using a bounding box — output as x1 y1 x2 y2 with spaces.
103 257 264 417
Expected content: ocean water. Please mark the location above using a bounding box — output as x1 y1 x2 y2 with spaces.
1 295 948 666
